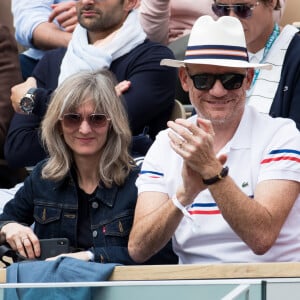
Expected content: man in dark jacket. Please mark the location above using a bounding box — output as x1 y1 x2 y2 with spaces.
5 0 177 168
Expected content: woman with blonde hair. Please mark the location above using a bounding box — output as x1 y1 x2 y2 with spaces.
0 69 177 265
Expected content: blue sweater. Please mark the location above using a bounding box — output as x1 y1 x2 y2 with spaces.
5 40 176 167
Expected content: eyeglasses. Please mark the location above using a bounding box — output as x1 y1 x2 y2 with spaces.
212 1 260 19
60 113 110 129
188 73 246 90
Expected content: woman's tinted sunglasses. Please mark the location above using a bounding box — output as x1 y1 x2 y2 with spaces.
212 1 260 19
60 113 110 129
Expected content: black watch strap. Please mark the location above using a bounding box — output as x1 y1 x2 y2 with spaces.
202 166 229 185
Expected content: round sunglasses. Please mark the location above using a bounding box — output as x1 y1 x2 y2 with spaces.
212 1 260 19
60 113 111 129
188 73 246 91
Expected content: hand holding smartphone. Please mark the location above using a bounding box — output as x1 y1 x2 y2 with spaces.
38 238 70 260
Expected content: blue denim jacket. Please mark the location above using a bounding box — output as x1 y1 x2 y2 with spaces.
0 160 177 265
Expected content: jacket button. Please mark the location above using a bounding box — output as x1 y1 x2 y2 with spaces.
92 201 99 209
93 230 98 238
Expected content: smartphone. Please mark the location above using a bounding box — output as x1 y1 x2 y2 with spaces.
38 238 70 260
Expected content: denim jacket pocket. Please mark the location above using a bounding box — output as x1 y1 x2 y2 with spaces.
101 212 133 246
34 205 62 224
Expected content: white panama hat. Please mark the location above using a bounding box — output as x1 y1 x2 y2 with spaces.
161 15 272 70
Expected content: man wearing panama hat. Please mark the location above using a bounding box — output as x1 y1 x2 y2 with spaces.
128 15 300 264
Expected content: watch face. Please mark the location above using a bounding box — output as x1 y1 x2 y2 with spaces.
20 95 35 113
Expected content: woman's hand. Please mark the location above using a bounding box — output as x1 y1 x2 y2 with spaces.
115 80 131 96
1 223 40 259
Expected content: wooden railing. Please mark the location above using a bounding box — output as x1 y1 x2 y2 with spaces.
1 262 300 283
109 262 300 281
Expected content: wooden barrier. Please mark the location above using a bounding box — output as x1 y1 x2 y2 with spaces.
109 262 300 281
1 262 300 283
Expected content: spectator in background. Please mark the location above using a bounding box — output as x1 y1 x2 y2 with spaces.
128 16 300 264
0 25 27 188
139 0 215 105
12 0 78 79
139 0 285 55
5 0 176 169
0 69 177 264
212 0 300 129
138 0 286 105
139 0 214 46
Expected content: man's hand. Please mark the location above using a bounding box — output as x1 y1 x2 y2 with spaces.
168 117 227 206
167 117 223 179
177 162 207 206
49 1 78 33
10 77 37 113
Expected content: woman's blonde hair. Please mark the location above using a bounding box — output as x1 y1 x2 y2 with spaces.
41 69 134 187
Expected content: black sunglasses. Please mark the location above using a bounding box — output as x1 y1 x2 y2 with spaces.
212 2 260 19
60 113 110 129
188 73 246 91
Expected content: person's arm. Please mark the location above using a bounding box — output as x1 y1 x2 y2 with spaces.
0 25 22 158
128 131 218 263
5 48 64 168
139 0 170 44
4 112 48 168
0 174 39 259
129 191 183 263
5 89 51 169
12 0 72 50
31 22 72 50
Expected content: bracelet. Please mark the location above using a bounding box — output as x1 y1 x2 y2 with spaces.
171 195 192 220
202 166 229 185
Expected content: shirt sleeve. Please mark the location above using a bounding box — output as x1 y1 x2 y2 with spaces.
138 0 170 44
12 0 60 48
258 120 300 183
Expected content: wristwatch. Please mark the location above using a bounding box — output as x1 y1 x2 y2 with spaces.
202 166 229 185
19 88 37 114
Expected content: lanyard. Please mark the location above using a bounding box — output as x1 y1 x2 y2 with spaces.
250 23 280 90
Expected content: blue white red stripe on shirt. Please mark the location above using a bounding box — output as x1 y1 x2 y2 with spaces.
139 170 164 179
188 203 221 215
261 149 300 164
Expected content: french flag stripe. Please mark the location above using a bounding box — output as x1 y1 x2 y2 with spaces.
261 149 300 164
